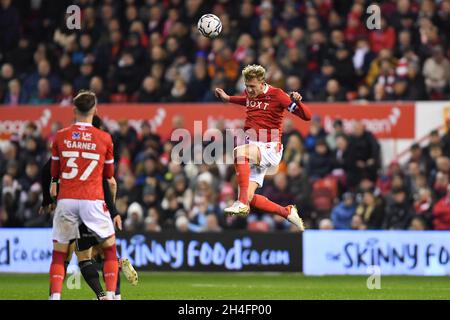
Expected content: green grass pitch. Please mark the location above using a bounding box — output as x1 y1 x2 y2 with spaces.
0 272 449 300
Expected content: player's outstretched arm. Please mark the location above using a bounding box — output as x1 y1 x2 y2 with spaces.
214 88 230 102
215 88 247 106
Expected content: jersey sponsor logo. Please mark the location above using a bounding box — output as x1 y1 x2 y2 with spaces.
82 132 92 141
246 100 269 110
72 132 81 139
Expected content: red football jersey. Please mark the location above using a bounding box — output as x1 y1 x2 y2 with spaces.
51 122 114 201
229 84 312 142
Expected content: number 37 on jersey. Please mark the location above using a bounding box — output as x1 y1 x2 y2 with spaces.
50 122 114 201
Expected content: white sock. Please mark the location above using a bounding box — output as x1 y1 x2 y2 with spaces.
106 291 115 300
50 293 61 300
114 294 121 300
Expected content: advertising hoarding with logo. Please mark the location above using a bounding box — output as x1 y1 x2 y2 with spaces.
303 231 450 275
0 229 302 273
415 101 450 139
0 103 414 141
0 102 417 166
0 229 53 273
3 229 450 275
116 232 302 272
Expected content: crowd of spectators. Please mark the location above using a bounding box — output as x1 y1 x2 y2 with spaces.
1 116 450 232
1 0 450 232
1 0 450 106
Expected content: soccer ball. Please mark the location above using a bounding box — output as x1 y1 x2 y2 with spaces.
197 14 222 38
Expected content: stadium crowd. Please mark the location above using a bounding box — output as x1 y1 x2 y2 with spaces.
0 0 450 232
0 0 450 105
1 116 450 232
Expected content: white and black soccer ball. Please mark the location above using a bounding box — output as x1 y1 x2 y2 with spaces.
197 14 222 38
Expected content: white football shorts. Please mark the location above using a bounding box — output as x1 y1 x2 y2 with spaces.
52 199 115 244
248 140 283 187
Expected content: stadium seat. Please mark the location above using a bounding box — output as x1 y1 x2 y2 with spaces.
313 176 338 199
311 176 338 214
247 220 271 232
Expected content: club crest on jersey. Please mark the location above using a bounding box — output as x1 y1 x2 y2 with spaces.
72 132 81 139
82 132 92 141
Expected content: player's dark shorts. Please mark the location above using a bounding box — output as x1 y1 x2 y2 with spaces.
68 224 101 251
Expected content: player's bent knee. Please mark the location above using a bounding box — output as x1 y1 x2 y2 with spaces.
234 145 260 164
233 145 247 158
101 235 116 248
247 189 257 203
101 242 117 261
91 245 101 258
53 242 70 253
64 242 75 261
76 249 92 261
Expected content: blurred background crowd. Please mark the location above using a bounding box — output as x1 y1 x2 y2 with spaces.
0 0 449 105
1 116 450 232
0 0 450 232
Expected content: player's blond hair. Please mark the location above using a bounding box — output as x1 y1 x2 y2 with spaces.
242 64 266 82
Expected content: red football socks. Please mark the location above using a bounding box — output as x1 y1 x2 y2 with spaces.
250 194 289 218
235 156 250 204
49 250 67 297
102 245 118 293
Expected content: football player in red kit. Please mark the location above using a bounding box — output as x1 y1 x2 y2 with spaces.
215 64 312 230
48 91 119 300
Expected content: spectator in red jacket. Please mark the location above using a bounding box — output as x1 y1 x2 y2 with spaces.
368 17 396 54
432 184 450 230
